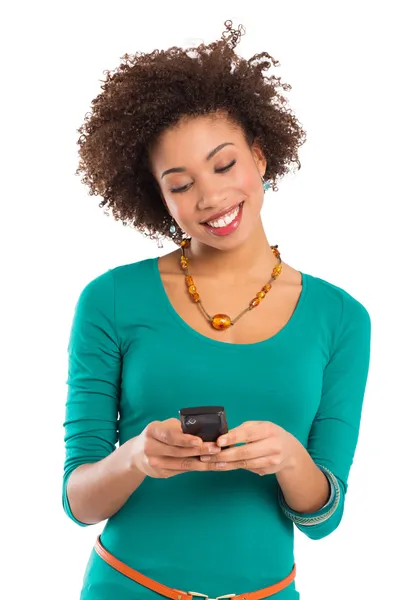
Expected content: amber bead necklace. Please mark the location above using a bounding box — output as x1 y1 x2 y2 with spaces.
179 238 283 330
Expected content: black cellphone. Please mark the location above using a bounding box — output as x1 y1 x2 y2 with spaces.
179 406 228 443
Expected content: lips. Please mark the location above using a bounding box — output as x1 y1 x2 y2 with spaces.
200 201 243 225
202 202 244 237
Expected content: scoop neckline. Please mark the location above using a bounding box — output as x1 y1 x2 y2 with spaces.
151 256 308 350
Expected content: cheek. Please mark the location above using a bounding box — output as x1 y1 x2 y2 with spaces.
166 196 193 225
236 167 262 196
164 195 181 217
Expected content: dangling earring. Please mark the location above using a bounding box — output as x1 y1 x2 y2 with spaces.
157 220 176 247
262 176 271 192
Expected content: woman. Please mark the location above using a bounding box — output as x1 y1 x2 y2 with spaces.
63 20 371 600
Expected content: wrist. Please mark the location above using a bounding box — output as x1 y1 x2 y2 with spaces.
120 436 146 477
280 435 303 472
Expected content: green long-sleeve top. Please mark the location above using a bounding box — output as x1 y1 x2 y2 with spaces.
62 257 371 600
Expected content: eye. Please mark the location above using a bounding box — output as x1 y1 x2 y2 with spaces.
215 159 236 173
170 183 192 194
170 160 237 194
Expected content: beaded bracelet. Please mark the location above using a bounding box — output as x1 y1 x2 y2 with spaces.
278 465 341 526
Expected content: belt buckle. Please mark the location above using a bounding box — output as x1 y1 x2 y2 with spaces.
189 592 236 600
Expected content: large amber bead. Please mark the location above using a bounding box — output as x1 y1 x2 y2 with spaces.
250 298 260 308
185 275 194 286
212 314 232 330
257 291 266 299
263 283 272 293
188 285 197 294
192 293 200 302
181 239 190 248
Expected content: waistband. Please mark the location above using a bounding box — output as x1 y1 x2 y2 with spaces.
94 535 296 600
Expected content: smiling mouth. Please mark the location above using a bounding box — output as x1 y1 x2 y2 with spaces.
201 201 244 227
201 201 244 237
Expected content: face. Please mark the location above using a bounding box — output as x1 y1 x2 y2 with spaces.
150 112 267 250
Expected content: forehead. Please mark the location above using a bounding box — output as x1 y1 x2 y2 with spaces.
150 114 246 170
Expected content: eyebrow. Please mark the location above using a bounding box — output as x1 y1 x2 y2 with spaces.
160 142 235 179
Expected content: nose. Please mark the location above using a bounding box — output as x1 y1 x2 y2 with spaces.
196 181 228 212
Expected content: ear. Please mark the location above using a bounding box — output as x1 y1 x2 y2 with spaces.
251 138 267 178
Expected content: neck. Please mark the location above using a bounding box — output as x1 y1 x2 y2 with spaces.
187 220 279 282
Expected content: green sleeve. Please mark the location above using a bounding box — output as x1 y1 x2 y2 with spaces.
279 294 371 540
62 270 121 526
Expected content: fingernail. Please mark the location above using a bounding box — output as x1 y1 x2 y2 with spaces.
192 440 201 447
219 438 227 447
200 456 211 461
209 446 221 453
216 462 227 468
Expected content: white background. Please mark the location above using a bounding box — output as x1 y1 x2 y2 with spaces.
2 1 397 598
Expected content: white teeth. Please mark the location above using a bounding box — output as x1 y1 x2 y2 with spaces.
207 205 240 228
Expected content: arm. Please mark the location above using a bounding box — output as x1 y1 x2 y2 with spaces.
63 270 145 526
66 439 146 525
278 294 371 539
276 443 333 513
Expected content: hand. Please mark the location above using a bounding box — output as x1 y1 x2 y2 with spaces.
199 421 300 476
130 418 222 478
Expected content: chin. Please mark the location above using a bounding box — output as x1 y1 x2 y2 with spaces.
183 200 263 249
194 221 257 251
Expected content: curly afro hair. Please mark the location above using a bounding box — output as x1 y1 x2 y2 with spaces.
75 20 307 245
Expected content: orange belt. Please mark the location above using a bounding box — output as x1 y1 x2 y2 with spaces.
94 535 296 600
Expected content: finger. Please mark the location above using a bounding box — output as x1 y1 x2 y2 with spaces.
154 469 186 479
147 419 203 448
207 455 283 472
149 438 222 458
200 439 276 463
249 455 289 476
147 455 210 472
217 421 274 447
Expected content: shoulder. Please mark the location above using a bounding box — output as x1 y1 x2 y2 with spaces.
111 257 156 283
305 272 371 330
75 257 156 306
